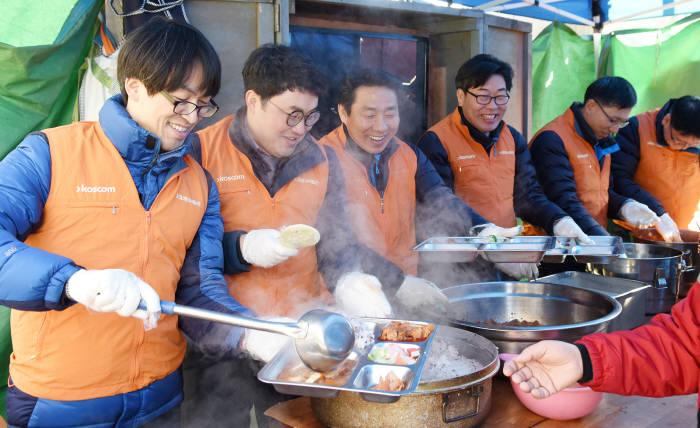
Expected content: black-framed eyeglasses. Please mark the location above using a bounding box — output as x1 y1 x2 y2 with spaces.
160 91 219 118
593 99 629 128
465 90 510 106
267 99 321 127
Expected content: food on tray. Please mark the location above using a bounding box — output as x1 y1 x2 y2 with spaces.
480 318 541 327
279 356 357 386
371 371 405 392
368 343 420 365
379 321 434 342
279 224 321 249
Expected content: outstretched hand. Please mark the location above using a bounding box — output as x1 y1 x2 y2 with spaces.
503 340 584 399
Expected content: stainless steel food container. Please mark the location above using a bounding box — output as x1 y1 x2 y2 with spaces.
588 243 691 314
443 281 622 353
631 229 699 298
310 326 499 428
538 271 651 331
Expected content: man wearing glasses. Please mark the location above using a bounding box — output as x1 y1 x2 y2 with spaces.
0 19 260 427
418 54 589 281
529 76 663 239
191 45 407 427
612 95 700 238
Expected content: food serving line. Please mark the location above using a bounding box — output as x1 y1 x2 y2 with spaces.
252 230 698 427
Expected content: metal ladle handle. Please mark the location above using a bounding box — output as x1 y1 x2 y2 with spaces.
139 300 307 339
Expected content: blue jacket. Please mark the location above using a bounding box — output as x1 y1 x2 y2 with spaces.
417 111 568 234
529 103 628 236
612 99 700 217
0 95 253 426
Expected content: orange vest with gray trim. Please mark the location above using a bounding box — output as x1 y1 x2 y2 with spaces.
532 109 610 227
11 122 208 401
321 126 417 275
634 109 700 229
429 108 517 227
198 115 329 317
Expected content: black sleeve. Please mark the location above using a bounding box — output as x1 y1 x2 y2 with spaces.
316 146 405 295
411 144 488 240
510 127 570 234
576 343 594 383
611 119 666 216
416 131 455 191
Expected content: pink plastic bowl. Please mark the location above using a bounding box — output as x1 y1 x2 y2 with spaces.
500 353 603 420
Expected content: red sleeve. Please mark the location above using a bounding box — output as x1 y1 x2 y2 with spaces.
577 281 700 397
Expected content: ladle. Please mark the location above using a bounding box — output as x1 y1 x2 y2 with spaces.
141 300 355 372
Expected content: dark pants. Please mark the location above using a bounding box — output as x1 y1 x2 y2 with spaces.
181 346 294 428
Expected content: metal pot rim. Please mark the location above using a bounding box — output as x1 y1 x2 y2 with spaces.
415 360 499 394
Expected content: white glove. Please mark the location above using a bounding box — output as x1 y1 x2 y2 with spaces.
333 272 392 317
471 223 523 239
241 229 299 268
552 216 595 245
65 269 161 329
395 275 449 312
656 213 682 243
494 262 539 280
241 318 294 362
619 200 660 229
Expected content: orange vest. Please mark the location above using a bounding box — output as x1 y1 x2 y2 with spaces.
429 108 517 227
11 122 207 400
532 109 610 227
198 115 329 317
321 126 418 275
634 110 700 229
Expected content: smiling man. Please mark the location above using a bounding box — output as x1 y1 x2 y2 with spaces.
418 54 589 280
528 77 668 239
319 68 497 299
612 96 700 235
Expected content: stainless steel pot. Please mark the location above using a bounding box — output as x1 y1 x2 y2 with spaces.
443 281 622 353
310 326 499 428
631 229 698 298
588 243 691 314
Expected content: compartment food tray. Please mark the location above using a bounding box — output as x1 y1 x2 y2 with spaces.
258 318 437 403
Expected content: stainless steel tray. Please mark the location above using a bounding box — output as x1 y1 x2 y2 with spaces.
414 236 554 263
257 318 437 403
571 236 624 263
412 237 488 263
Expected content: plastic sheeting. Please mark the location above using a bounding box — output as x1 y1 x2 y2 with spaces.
532 22 596 134
0 0 101 160
531 14 700 134
599 14 700 114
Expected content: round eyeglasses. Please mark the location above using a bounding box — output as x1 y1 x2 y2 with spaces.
267 99 321 128
160 91 219 118
465 90 510 106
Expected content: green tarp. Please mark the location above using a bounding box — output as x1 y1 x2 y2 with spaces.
532 22 596 134
0 0 101 418
0 0 101 160
532 14 700 133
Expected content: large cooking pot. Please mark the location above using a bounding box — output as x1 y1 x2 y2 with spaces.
310 326 498 428
588 243 690 314
631 229 698 298
443 281 621 354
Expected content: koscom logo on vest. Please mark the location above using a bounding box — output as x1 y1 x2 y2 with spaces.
217 175 245 183
176 193 202 207
75 184 116 193
457 154 476 160
294 177 320 185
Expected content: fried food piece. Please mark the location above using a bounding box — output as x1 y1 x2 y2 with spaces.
279 224 320 249
379 321 435 342
371 371 405 392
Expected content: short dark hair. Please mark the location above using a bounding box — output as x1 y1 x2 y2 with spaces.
455 54 513 92
242 44 327 100
670 95 700 138
337 68 402 115
584 76 637 109
117 17 221 103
